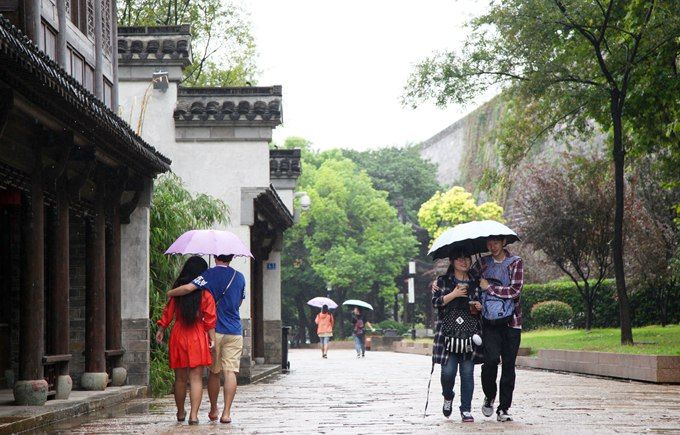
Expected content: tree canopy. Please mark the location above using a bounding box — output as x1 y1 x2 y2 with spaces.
418 186 504 241
117 0 258 86
405 0 680 344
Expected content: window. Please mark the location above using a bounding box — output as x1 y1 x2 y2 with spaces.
84 65 94 92
41 22 57 60
103 79 112 109
71 51 84 84
70 0 87 35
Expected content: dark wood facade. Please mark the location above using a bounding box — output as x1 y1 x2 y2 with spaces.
0 6 169 404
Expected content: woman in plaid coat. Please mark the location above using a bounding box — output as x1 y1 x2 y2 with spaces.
431 249 482 423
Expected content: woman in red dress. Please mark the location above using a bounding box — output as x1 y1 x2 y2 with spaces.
156 256 216 425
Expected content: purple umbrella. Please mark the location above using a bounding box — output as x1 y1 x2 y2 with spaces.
165 229 254 258
307 297 338 309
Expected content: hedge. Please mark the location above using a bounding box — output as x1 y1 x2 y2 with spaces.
521 279 680 330
530 300 573 328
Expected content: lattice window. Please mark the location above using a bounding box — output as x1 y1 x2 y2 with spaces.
102 0 112 57
65 0 71 17
86 0 94 40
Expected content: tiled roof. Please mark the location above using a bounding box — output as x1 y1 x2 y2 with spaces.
174 86 282 125
270 149 301 179
0 16 171 174
118 25 191 64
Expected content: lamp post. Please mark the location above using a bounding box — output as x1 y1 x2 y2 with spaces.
326 283 332 298
408 260 416 340
293 191 311 223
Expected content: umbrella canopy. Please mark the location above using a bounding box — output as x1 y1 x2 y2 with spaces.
307 297 338 309
428 220 520 260
342 299 373 311
165 229 254 258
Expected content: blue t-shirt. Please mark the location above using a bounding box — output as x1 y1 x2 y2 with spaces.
192 265 246 335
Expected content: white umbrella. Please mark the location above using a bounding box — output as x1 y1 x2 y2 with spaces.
428 220 520 260
342 299 373 311
307 297 338 309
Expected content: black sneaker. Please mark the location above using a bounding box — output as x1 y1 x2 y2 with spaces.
442 398 453 418
497 409 513 422
461 411 474 422
481 397 494 417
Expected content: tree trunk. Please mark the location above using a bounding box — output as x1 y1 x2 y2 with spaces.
294 293 308 345
611 100 634 345
585 297 593 331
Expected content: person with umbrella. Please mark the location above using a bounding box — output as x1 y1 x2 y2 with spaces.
472 235 524 423
350 306 374 358
431 247 482 423
168 254 246 425
315 305 334 358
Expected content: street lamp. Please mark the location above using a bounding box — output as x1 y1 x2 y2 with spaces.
294 191 311 222
407 260 416 340
326 283 332 298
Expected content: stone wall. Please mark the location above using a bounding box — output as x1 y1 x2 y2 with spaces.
263 320 282 365
238 319 252 382
121 318 149 386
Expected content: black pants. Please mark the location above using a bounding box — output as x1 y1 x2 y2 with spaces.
481 325 521 412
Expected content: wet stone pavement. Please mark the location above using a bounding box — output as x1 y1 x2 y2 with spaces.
40 348 680 434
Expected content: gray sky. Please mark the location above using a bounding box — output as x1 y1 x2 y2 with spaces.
246 0 494 151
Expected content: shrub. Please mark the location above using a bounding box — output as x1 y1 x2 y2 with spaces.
375 319 411 335
531 301 574 328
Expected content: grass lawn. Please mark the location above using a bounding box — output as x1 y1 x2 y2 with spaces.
521 324 680 356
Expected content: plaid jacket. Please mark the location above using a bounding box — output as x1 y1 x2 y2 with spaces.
472 250 524 328
431 273 481 366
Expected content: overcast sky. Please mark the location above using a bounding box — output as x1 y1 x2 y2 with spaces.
245 0 495 151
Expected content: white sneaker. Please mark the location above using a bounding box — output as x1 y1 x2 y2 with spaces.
497 409 513 422
481 397 494 417
442 399 453 418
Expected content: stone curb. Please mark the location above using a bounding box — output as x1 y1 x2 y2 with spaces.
1 386 146 434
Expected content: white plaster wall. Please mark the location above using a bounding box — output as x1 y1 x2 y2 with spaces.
119 79 275 323
420 123 466 187
262 250 282 321
121 188 151 320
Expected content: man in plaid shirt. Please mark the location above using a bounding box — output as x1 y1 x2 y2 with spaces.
472 236 523 422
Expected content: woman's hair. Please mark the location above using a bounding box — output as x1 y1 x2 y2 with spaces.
322 304 328 314
173 256 208 325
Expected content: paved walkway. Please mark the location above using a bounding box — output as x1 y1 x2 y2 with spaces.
39 349 680 434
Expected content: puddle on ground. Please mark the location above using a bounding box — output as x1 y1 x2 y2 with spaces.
35 399 153 434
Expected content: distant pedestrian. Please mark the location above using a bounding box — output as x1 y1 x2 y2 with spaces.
168 254 246 425
472 236 524 422
431 248 482 423
156 256 216 425
351 307 373 358
315 305 334 358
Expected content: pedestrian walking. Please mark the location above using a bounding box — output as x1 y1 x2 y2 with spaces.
431 248 482 422
168 254 247 424
473 236 524 422
315 305 334 358
156 256 216 425
351 307 373 358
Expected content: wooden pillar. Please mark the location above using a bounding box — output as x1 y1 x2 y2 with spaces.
19 149 45 381
85 182 106 373
111 0 119 110
24 0 41 42
50 182 70 366
105 205 121 352
56 0 68 69
94 0 103 99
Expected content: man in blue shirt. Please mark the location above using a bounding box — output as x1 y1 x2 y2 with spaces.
168 254 246 424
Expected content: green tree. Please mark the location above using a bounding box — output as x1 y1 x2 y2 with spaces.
117 0 258 86
342 146 441 223
405 0 680 345
283 156 418 337
148 174 228 395
417 186 504 241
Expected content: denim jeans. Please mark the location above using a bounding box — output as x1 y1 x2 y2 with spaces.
353 334 365 355
441 352 474 413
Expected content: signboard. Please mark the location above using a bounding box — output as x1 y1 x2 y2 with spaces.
407 278 415 303
266 262 277 270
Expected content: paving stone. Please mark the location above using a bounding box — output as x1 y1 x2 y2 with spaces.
40 349 680 434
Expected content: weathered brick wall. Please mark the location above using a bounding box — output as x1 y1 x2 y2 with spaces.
263 320 282 365
122 318 149 385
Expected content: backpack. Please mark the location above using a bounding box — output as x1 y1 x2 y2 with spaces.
479 255 520 326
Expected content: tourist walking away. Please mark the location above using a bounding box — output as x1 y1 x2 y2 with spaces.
473 236 523 422
351 307 373 358
168 254 246 424
156 256 216 425
315 305 334 358
431 248 482 422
